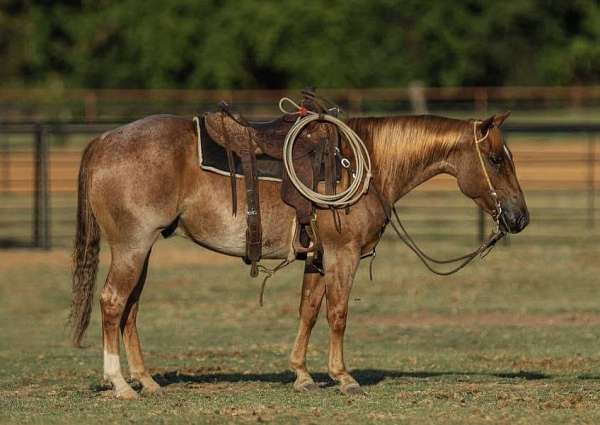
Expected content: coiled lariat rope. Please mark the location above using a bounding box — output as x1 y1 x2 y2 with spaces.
279 97 372 208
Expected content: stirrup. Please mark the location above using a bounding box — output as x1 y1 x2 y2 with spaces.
293 215 321 254
294 215 324 274
305 250 324 274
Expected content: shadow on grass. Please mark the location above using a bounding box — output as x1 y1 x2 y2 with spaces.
152 368 549 388
576 374 600 380
0 238 34 248
493 371 547 380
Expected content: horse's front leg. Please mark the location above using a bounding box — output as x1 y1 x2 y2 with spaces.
289 272 326 392
324 245 362 395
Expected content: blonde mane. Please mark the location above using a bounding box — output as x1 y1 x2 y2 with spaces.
348 115 470 188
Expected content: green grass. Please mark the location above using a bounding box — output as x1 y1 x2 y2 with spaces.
1 234 600 424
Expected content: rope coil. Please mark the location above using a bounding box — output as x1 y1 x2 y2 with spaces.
279 97 372 208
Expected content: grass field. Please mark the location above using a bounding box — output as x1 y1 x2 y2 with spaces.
1 232 600 424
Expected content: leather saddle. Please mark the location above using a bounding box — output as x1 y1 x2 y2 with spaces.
203 94 339 276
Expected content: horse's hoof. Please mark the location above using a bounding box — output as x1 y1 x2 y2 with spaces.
142 383 164 396
115 387 140 400
139 377 163 395
294 379 319 392
340 383 365 396
142 384 163 396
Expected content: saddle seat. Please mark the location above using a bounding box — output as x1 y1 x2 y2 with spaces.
246 116 291 131
207 110 323 160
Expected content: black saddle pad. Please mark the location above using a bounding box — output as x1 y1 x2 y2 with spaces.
197 115 284 181
196 116 341 182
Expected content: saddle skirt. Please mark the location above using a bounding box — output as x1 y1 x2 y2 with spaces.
195 116 284 182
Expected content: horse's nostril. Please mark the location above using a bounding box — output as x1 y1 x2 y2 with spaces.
518 214 529 230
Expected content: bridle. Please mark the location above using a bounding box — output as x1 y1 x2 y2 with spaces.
372 120 507 276
472 120 505 233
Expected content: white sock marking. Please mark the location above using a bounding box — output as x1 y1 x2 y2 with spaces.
103 351 121 379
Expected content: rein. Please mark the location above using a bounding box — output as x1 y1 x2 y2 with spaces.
384 202 504 275
372 121 506 276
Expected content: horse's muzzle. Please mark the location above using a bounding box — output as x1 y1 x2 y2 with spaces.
500 205 529 234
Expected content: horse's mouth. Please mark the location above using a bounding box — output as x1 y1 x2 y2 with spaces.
499 210 529 234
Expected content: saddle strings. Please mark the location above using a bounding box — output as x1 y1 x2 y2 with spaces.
256 259 292 307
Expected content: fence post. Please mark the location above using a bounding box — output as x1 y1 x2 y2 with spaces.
408 81 428 114
478 208 485 243
84 91 98 122
475 87 489 115
33 124 51 249
588 133 596 228
348 91 363 115
0 128 9 194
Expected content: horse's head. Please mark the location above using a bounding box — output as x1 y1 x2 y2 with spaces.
453 112 529 234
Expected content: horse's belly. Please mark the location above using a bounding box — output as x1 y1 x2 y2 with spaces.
179 190 295 259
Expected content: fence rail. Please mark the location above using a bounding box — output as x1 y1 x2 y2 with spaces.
0 120 598 249
2 86 600 122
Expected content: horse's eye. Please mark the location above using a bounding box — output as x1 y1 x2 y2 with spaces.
489 154 502 166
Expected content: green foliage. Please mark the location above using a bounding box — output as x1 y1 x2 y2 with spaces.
2 0 600 89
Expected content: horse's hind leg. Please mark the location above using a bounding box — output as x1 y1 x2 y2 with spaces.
100 242 154 399
289 272 326 392
120 250 161 394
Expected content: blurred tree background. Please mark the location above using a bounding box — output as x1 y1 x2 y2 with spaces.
1 0 600 89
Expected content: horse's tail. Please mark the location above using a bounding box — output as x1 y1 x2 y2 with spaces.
69 138 101 348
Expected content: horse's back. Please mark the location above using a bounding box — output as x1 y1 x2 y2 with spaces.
96 114 194 154
87 114 197 172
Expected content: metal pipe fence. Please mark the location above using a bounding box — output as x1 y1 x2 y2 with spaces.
0 121 598 249
2 86 600 122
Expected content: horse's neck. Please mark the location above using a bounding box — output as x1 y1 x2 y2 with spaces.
394 159 450 199
370 133 458 205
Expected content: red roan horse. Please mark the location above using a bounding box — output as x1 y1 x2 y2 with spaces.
70 111 528 398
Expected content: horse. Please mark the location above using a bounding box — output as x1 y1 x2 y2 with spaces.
69 111 528 399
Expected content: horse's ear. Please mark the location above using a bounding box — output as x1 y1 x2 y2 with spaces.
494 111 511 127
477 115 495 133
